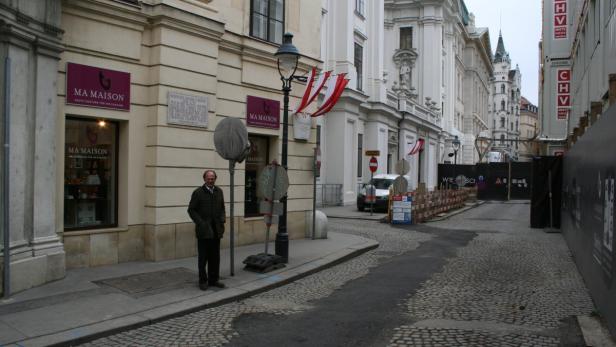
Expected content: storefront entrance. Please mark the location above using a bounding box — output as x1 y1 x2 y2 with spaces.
244 135 269 217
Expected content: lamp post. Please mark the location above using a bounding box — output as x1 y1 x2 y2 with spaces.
274 33 299 263
452 135 460 189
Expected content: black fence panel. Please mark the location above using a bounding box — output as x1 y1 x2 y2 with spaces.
561 103 616 338
530 156 562 228
438 162 533 201
438 164 476 188
510 162 533 199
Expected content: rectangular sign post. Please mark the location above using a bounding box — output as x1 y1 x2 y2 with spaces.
391 194 412 224
368 156 378 215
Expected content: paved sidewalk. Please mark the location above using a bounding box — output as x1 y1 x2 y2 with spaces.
0 232 377 347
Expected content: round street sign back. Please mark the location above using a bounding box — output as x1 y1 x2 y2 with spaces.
369 156 378 173
392 175 408 195
395 158 410 175
258 164 289 201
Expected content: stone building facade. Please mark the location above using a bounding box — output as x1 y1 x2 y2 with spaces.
518 96 539 162
1 0 321 294
317 0 493 206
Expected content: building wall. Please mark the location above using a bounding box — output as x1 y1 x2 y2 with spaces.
316 0 493 205
518 98 539 161
56 0 323 269
0 0 323 293
539 0 616 154
0 0 66 295
461 16 492 164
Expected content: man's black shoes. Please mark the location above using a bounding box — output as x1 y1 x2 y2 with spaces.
209 281 225 288
199 282 208 291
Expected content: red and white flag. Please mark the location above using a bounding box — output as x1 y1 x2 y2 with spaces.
311 73 348 117
293 67 316 114
408 139 424 156
295 69 332 114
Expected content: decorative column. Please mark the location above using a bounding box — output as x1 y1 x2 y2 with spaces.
1 1 66 295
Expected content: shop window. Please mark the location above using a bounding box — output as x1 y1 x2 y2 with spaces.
64 118 118 230
245 135 270 217
250 0 284 44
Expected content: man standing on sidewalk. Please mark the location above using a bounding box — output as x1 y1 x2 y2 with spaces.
188 170 226 290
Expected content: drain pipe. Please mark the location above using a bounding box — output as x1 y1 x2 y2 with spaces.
3 57 11 298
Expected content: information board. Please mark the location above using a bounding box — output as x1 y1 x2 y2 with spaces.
391 195 412 224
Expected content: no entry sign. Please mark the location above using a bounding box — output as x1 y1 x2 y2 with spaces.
369 156 378 173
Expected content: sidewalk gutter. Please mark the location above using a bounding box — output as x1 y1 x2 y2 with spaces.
426 200 485 222
4 236 378 347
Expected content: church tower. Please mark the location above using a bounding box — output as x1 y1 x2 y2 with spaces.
489 32 521 161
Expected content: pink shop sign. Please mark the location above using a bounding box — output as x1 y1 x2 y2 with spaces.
246 95 279 129
66 63 131 111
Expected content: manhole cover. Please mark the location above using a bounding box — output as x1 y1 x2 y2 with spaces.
94 267 198 296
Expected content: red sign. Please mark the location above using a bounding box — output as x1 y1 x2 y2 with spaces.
556 68 570 119
246 95 280 129
66 63 131 111
369 156 378 173
553 0 568 39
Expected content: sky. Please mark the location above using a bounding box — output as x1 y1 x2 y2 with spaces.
463 0 543 105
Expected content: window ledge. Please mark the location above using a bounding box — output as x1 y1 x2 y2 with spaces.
244 216 265 222
63 227 128 236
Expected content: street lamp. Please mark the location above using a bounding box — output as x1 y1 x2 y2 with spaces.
452 135 461 189
274 32 299 263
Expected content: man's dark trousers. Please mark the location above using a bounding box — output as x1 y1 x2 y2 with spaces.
197 234 220 285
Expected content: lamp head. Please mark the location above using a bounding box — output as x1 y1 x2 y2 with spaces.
275 32 300 80
452 135 461 151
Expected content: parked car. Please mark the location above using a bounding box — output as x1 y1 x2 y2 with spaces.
356 174 412 211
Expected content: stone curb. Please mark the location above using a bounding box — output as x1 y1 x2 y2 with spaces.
15 239 379 347
425 200 485 222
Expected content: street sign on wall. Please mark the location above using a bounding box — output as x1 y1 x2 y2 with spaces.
365 150 380 156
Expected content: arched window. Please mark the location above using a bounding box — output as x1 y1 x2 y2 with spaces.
501 100 505 111
500 134 505 145
501 84 505 94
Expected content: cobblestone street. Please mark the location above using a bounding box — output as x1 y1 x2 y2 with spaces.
80 201 594 346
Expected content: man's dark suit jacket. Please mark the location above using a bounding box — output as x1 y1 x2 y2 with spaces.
188 185 226 239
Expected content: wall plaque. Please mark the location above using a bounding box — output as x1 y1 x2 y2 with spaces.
167 91 209 128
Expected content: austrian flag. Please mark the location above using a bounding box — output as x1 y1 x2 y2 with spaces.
408 139 425 156
293 67 349 117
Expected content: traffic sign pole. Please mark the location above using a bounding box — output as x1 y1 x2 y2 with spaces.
368 156 378 216
370 171 374 216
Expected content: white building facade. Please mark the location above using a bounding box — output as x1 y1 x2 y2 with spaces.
488 34 522 161
317 0 493 206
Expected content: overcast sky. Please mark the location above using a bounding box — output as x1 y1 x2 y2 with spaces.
463 0 542 105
